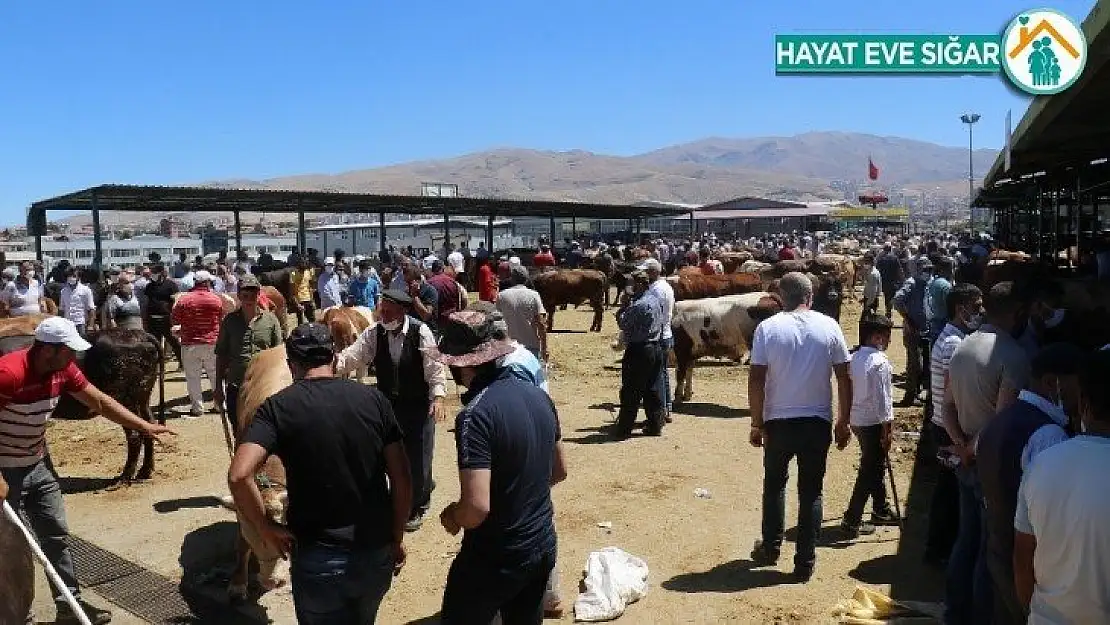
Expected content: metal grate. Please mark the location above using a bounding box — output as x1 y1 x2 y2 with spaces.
67 534 266 625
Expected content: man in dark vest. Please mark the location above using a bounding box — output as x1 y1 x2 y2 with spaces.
976 343 1084 625
336 289 448 531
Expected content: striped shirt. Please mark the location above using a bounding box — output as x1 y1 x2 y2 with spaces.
930 323 967 427
0 349 89 468
172 287 224 345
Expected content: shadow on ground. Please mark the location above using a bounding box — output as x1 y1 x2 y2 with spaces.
57 476 119 495
177 521 270 624
154 495 225 514
663 559 794 593
671 402 750 419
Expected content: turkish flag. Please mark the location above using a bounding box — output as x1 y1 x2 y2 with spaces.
868 157 879 181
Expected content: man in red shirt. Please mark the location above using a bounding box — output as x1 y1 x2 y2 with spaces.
533 244 556 269
478 258 499 303
0 317 174 624
172 270 225 417
427 260 463 329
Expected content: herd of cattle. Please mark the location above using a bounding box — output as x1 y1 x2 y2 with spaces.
5 243 1110 609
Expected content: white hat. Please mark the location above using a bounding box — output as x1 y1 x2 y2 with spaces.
637 258 662 273
324 257 335 265
194 270 213 283
35 317 91 352
509 256 521 265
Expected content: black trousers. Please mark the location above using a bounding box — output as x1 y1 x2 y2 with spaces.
762 417 831 571
844 424 890 525
225 382 241 435
146 314 182 363
442 548 556 625
297 301 316 325
925 422 960 562
616 342 665 434
986 546 1028 625
397 404 434 517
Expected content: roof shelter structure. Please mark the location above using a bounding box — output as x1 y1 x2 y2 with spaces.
975 2 1110 266
27 184 693 264
675 197 832 238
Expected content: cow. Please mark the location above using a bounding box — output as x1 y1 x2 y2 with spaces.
739 260 771 274
715 251 753 274
668 272 763 301
0 472 35 625
532 269 608 332
672 292 784 402
53 330 163 482
321 306 374 379
767 273 844 322
221 346 292 602
260 285 290 337
815 253 858 300
255 267 298 316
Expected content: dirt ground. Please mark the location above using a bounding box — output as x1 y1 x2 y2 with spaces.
31 297 944 624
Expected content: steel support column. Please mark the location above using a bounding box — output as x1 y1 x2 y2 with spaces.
379 211 386 255
297 208 307 255
549 212 556 244
91 191 103 273
486 214 495 251
233 210 242 254
444 212 451 253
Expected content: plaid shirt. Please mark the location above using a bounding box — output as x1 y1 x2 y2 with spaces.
172 287 224 345
618 292 664 344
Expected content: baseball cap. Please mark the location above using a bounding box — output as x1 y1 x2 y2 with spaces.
238 274 261 290
35 317 92 352
194 270 213 283
637 258 662 273
285 323 335 366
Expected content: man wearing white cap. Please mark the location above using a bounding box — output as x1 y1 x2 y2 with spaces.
172 270 225 417
641 258 675 418
0 318 175 624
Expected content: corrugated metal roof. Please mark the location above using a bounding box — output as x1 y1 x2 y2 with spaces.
676 206 831 220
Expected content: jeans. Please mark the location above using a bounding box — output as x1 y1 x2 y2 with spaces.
397 406 434 518
146 314 182 363
844 424 890 525
925 423 960 562
182 344 218 413
658 336 673 412
616 342 666 434
986 546 1027 625
945 467 992 625
442 547 556 625
761 417 832 571
290 541 395 625
1 457 82 608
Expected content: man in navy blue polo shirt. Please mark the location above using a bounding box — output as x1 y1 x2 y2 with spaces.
431 309 568 624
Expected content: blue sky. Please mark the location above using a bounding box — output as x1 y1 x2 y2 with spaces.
0 0 1096 225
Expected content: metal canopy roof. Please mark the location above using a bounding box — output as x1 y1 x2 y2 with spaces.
29 184 694 221
981 3 1110 190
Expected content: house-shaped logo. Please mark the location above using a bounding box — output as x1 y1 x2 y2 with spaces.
1001 8 1087 95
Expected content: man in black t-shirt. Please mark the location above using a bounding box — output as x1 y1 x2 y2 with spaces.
430 310 568 625
143 263 182 365
228 323 413 625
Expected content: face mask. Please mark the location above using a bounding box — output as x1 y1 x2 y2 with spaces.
381 319 401 332
22 272 33 280
67 277 77 286
967 313 983 331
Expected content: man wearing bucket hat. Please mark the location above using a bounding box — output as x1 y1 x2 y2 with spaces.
229 323 412 624
429 309 567 624
336 289 447 531
0 317 176 624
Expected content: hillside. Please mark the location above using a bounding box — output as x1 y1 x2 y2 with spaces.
55 132 998 228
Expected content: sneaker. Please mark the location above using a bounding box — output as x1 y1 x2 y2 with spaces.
840 520 877 539
750 539 780 566
870 509 901 526
404 513 424 533
56 599 112 625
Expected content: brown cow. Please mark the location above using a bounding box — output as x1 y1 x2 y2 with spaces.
321 306 374 379
815 253 858 301
223 346 291 602
667 272 763 301
671 292 783 401
715 251 753 274
532 269 608 332
260 286 290 337
0 471 34 625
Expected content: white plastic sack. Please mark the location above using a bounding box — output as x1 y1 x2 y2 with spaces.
573 547 649 622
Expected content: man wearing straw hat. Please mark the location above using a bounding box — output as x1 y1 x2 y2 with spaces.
430 309 567 624
0 317 175 624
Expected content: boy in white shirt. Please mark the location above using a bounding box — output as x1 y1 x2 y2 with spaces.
843 313 900 537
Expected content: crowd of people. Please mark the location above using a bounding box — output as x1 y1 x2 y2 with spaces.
4 226 1110 623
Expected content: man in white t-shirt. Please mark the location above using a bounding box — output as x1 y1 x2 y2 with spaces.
59 267 98 336
748 272 852 582
447 245 466 275
1014 349 1110 625
641 259 675 418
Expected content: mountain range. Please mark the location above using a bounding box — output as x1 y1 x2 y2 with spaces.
57 132 999 227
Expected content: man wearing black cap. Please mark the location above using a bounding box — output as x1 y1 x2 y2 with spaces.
229 323 412 625
336 288 447 531
431 309 567 625
977 343 1083 625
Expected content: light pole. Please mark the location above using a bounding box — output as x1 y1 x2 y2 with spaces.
960 113 981 232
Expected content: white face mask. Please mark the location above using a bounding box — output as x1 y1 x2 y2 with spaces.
67 277 78 286
381 319 402 332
